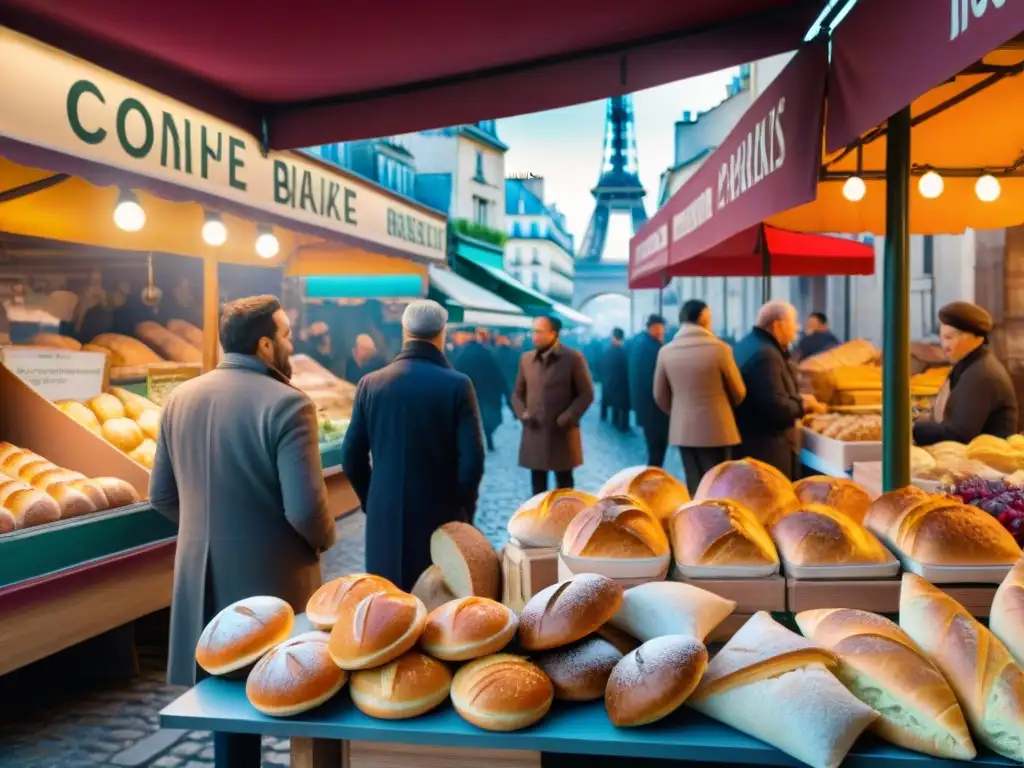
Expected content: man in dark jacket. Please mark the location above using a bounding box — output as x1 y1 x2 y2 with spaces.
455 328 508 451
344 333 385 384
341 300 485 590
734 301 823 479
629 314 669 467
795 311 841 360
601 327 631 432
914 301 1018 445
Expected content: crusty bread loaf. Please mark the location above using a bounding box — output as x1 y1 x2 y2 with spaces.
245 631 347 717
350 651 452 720
688 612 876 768
561 496 669 559
0 476 62 529
91 477 140 509
899 573 1024 761
166 319 205 349
796 608 975 759
109 387 159 421
608 581 735 643
771 504 891 566
306 574 398 630
55 400 102 433
327 590 427 671
419 597 517 661
991 557 1024 667
507 489 597 547
410 565 457 613
136 321 202 364
27 332 81 350
888 498 1021 565
88 393 126 423
669 499 778 569
450 654 553 731
605 634 707 727
90 333 164 365
862 486 931 546
792 476 872 523
195 596 295 676
102 417 145 453
532 635 623 701
136 408 160 441
693 458 799 526
430 522 501 600
597 466 690 528
518 573 623 651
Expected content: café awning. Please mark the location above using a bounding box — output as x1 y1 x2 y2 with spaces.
428 267 527 329
0 2 823 148
551 303 594 328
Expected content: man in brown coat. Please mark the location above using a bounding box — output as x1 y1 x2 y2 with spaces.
512 315 595 495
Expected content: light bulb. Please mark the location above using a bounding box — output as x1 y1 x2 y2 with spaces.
976 174 1001 203
255 227 280 259
918 170 944 199
842 175 866 202
113 191 146 232
202 213 227 246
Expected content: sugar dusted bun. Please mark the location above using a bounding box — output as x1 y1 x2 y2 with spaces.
507 489 597 547
306 574 398 630
669 499 778 568
771 504 891 566
328 591 427 670
598 466 690 527
863 486 931 545
245 631 347 717
694 458 798 526
451 654 553 731
0 477 62 529
419 597 517 661
605 634 708 727
793 476 872 523
350 651 452 720
518 573 623 651
561 496 669 559
195 596 295 676
533 635 623 701
430 522 501 600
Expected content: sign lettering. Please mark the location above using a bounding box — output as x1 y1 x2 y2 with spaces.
951 0 1006 41
387 209 445 251
1 349 106 402
717 97 786 212
672 188 714 242
634 225 668 266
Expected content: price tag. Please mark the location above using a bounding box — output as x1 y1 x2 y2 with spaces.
1 348 106 401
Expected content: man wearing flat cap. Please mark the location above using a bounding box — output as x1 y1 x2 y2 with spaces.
341 300 485 590
913 300 1018 446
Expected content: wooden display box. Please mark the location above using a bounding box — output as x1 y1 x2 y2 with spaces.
502 542 558 613
943 584 998 617
786 578 901 613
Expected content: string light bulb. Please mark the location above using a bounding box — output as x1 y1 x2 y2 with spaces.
113 189 146 232
255 225 280 259
976 174 1001 203
842 175 866 202
202 211 227 246
918 170 944 199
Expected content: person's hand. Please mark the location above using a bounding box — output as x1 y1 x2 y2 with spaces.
801 393 827 414
556 413 573 429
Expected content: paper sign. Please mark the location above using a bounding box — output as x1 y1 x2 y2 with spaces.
1 348 106 401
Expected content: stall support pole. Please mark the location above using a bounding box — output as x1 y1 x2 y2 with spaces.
882 106 912 491
202 258 219 373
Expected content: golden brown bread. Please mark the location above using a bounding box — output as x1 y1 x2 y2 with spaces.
770 504 891 567
796 608 975 759
561 496 669 559
450 654 553 731
605 634 708 727
102 418 145 453
0 476 62 530
669 499 778 568
306 574 398 630
430 522 501 600
87 393 126 423
195 596 295 676
166 319 206 349
890 498 1021 565
990 557 1024 668
899 573 1024 761
597 466 690 527
419 596 517 661
327 590 427 670
90 333 164 365
91 477 140 509
532 635 624 701
55 400 102 433
518 573 623 651
129 438 156 469
792 476 872 523
862 486 931 545
136 408 160 441
349 651 452 720
244 631 347 717
27 332 82 350
966 435 1022 473
693 457 799 526
136 321 202 363
1 449 45 477
507 489 597 547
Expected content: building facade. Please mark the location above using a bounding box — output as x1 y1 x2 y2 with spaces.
504 177 575 304
307 137 417 199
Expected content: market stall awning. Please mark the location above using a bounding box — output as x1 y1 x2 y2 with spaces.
428 266 527 329
629 203 671 290
454 257 554 316
0 3 823 148
551 303 594 328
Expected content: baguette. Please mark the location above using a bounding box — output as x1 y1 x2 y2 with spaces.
899 572 1024 761
90 333 164 365
991 556 1024 667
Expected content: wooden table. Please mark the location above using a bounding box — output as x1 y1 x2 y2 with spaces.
160 678 1016 768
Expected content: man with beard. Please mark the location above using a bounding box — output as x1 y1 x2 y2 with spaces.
150 295 335 765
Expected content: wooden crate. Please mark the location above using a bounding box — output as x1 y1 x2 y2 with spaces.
944 584 999 617
348 742 539 768
786 578 901 614
502 542 558 614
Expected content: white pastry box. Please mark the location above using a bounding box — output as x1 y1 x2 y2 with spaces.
802 427 882 472
851 461 941 496
501 540 559 614
557 551 670 588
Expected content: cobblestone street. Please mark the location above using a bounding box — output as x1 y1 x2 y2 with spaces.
0 408 674 768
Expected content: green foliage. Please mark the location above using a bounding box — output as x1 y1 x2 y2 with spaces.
451 218 507 247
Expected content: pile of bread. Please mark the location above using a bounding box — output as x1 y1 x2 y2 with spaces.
27 319 206 371
0 441 140 533
913 434 1024 484
803 412 882 442
55 388 161 469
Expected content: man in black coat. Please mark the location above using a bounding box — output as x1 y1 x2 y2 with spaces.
455 328 508 451
601 327 631 432
629 314 669 467
795 311 841 360
341 300 485 591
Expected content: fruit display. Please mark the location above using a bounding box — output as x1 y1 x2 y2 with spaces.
55 388 161 469
948 476 1024 546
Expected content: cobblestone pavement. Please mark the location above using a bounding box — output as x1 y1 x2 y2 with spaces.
0 409 673 767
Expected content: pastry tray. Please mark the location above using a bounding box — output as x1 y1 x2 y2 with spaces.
671 561 780 579
802 427 882 468
896 555 1012 584
558 551 670 584
781 551 900 580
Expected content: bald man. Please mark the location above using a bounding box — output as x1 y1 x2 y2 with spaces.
345 333 385 384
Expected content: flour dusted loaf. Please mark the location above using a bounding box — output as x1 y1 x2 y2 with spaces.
792 476 872 523
532 635 624 701
327 590 427 670
597 466 690 527
605 634 707 727
450 654 553 731
419 596 517 661
862 486 931 546
899 573 1024 761
518 573 623 651
0 476 61 531
688 612 877 768
693 457 798 526
796 608 975 759
349 651 452 720
305 574 398 630
608 581 734 643
991 556 1024 666
430 522 501 600
771 504 891 566
245 631 347 717
561 495 669 559
669 499 778 569
195 596 295 676
507 489 597 547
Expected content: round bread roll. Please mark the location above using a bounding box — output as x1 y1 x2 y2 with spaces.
694 458 799 526
411 565 457 613
0 442 22 464
32 470 107 511
88 393 126 423
518 573 623 651
532 635 623 701
56 400 102 433
245 631 347 717
862 486 931 545
195 596 295 676
507 489 597 548
91 477 141 509
328 591 427 670
350 651 452 719
598 466 690 527
136 408 161 441
0 478 62 529
1 449 45 477
771 504 890 566
46 483 97 519
102 418 145 453
129 438 156 469
966 435 1022 473
58 477 111 513
0 506 14 534
893 499 1021 566
420 596 518 661
18 460 59 483
669 499 778 568
793 476 873 523
430 522 500 600
561 496 669 559
450 654 553 731
605 634 708 727
306 574 398 630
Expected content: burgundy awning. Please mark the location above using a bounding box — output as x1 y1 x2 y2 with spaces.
629 204 671 289
826 0 1024 153
0 0 823 149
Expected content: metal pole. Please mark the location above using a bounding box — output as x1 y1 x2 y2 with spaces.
761 245 771 303
882 106 912 491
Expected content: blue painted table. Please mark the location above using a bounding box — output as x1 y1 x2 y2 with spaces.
160 678 1016 768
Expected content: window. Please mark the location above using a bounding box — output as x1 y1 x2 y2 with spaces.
922 235 934 276
473 196 489 226
531 247 541 266
531 273 542 291
511 222 522 237
376 155 386 183
474 150 485 182
529 221 540 238
510 247 522 266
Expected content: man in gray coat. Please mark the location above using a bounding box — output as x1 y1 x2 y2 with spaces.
151 295 335 761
